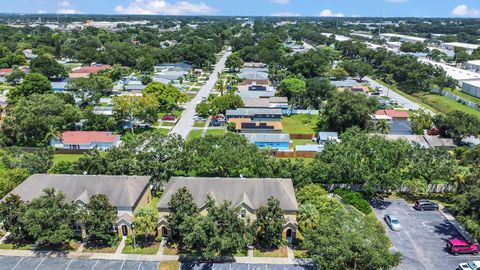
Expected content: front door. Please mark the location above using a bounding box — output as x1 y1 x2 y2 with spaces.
286 229 293 244
162 226 168 237
121 225 128 236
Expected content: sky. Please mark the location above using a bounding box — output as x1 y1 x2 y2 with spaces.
1 0 480 17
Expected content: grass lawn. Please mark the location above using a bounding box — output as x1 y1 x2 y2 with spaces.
194 122 206 127
162 122 175 127
35 240 81 252
442 88 480 104
185 93 196 102
122 241 160 255
205 129 226 136
154 129 170 136
375 80 439 113
194 82 204 87
0 241 33 250
253 246 288 258
162 245 179 255
83 245 118 253
293 249 309 258
52 154 83 164
413 92 480 118
157 261 180 270
292 139 314 146
191 87 201 92
0 160 5 174
282 114 317 134
187 130 203 140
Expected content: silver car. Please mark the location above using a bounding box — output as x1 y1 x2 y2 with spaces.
384 214 401 231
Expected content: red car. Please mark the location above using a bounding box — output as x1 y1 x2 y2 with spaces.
447 238 478 256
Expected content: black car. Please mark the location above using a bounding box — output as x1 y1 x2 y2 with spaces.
414 199 439 211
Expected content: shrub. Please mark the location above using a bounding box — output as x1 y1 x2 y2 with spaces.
333 189 372 215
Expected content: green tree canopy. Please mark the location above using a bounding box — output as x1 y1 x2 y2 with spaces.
8 73 52 101
254 197 285 250
434 110 480 144
142 82 187 112
83 194 117 247
30 55 67 79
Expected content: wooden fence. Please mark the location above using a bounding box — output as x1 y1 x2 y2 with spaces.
289 134 314 140
274 151 317 158
1 147 93 155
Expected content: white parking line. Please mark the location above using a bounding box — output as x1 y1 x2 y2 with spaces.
91 260 99 270
65 259 74 270
11 257 24 270
136 261 143 270
34 256 47 270
119 260 126 270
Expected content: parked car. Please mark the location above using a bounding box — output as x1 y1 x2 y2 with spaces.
448 238 479 256
458 261 480 270
414 199 439 211
384 214 401 231
162 115 175 121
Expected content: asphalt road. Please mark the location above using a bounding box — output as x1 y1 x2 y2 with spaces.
170 50 232 139
364 77 434 114
371 199 477 270
0 256 159 270
180 262 314 270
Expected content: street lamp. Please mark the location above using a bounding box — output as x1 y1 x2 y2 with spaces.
131 224 136 250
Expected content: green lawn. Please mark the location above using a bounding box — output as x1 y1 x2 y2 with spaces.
205 129 226 136
187 130 203 140
0 160 6 174
52 154 83 164
413 92 480 118
282 114 317 134
83 245 118 253
161 122 175 127
292 139 314 146
375 80 439 113
253 246 288 257
191 87 201 91
194 122 206 127
0 241 32 250
293 249 309 258
122 241 160 255
442 88 480 104
194 82 204 87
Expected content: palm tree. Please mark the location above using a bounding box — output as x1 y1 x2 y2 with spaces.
44 125 61 145
376 119 391 134
215 78 226 95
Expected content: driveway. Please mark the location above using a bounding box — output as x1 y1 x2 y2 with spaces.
170 50 232 139
0 256 158 270
364 77 434 114
371 198 477 270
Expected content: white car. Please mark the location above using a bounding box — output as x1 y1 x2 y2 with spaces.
384 214 401 231
458 261 480 270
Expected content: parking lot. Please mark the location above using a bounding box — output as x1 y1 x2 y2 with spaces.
180 263 314 270
0 256 159 270
372 198 478 270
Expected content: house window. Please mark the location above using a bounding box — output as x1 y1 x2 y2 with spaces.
240 209 247 219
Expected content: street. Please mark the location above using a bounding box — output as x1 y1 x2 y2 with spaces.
371 199 475 270
364 77 434 114
169 50 232 139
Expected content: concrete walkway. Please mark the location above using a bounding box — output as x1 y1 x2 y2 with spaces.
115 237 126 254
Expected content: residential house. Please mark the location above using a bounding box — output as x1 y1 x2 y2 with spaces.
93 106 114 116
154 63 191 83
238 67 269 80
3 174 152 237
243 133 290 150
375 110 409 121
157 177 299 243
51 81 69 92
238 79 271 86
50 131 121 150
295 144 323 153
383 134 456 149
228 118 283 133
237 91 276 99
226 108 282 122
69 64 112 79
331 79 369 93
242 97 288 109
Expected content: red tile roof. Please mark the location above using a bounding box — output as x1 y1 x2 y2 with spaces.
375 109 409 118
61 131 118 145
71 65 112 74
0 68 12 75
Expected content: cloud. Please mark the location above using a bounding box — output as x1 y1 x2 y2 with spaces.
452 4 480 17
37 10 47 14
59 1 71 7
115 0 218 15
270 0 290 5
271 12 300 16
57 0 81 14
319 9 344 17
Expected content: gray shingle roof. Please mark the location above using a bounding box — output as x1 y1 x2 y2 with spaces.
157 177 298 212
4 174 151 208
226 108 282 116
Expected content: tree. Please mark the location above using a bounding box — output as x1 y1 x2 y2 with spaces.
330 67 348 80
454 47 469 66
5 67 25 85
304 78 336 109
142 82 187 112
225 53 244 72
180 215 218 259
30 55 66 79
434 111 480 145
0 93 80 146
166 187 198 248
210 93 244 114
277 78 306 107
254 197 285 250
23 188 77 245
8 73 52 100
133 207 158 244
375 119 391 134
317 91 378 133
428 49 449 62
400 42 427 53
83 194 117 246
410 109 433 135
303 208 400 270
136 57 156 73
0 168 29 199
1 147 53 174
340 60 373 81
215 78 226 95
0 194 30 241
113 95 159 133
66 75 114 103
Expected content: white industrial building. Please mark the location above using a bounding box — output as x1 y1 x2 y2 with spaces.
441 42 479 54
466 60 480 73
380 33 426 43
419 59 480 86
462 80 480 98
